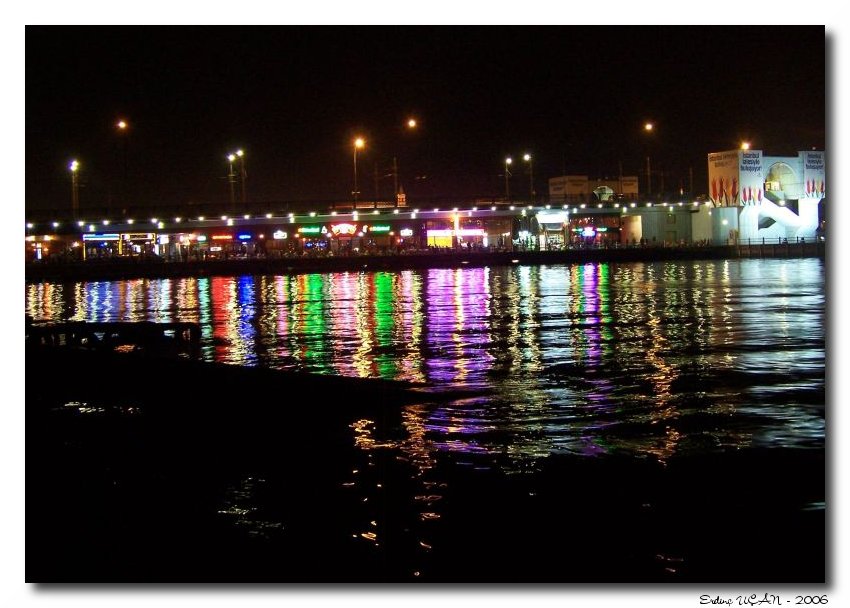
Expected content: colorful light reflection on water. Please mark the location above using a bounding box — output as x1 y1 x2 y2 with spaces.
26 259 825 460
26 258 825 581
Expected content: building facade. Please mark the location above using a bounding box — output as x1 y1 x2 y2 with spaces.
548 175 640 202
707 149 825 242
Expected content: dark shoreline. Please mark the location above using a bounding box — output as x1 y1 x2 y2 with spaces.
25 242 824 283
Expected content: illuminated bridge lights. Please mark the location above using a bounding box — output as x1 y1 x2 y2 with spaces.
26 202 686 234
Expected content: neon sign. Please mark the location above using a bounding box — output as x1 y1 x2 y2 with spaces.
298 226 322 234
273 230 288 240
331 223 357 236
237 234 252 240
399 228 413 237
82 233 120 241
425 228 486 238
427 229 454 237
211 235 233 240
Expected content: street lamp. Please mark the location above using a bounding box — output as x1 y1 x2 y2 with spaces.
227 154 237 206
523 153 534 201
69 160 80 219
391 119 418 202
236 149 247 203
115 119 129 210
504 157 513 200
353 137 365 204
643 122 654 196
741 141 751 150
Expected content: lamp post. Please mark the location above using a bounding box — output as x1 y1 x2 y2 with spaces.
227 153 237 207
393 118 418 201
69 160 80 219
116 119 128 209
236 149 247 204
505 157 513 201
353 137 365 205
523 153 534 201
644 122 654 196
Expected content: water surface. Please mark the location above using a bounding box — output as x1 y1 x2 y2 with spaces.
26 258 826 581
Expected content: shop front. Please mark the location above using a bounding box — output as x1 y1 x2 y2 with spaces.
567 214 622 247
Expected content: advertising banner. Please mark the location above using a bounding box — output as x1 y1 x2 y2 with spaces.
801 151 826 198
707 150 763 207
738 149 764 207
707 150 741 206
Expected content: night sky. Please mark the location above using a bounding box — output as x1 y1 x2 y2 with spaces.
25 25 826 213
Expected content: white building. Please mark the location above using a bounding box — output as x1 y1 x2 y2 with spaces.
707 149 825 243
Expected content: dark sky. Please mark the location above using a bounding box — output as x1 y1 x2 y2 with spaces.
25 25 826 213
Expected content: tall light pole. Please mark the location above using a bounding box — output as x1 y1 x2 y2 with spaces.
69 160 80 219
644 122 654 196
227 153 237 207
353 137 365 205
116 119 128 209
236 149 247 204
393 118 418 200
523 153 534 201
505 157 513 201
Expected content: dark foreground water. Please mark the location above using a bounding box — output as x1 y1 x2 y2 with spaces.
26 259 826 582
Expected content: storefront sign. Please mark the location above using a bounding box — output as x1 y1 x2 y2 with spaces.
426 228 486 238
123 233 155 241
331 223 357 236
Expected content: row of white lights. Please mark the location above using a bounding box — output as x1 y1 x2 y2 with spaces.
26 201 714 230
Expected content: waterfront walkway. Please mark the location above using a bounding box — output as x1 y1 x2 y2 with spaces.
25 241 824 283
